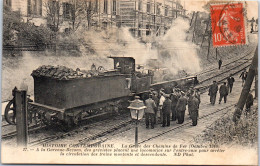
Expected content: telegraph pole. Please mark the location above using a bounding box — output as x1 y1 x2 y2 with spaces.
216 47 218 59
192 11 198 43
233 46 258 123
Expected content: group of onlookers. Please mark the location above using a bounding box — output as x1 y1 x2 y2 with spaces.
143 87 201 129
143 69 254 130
208 69 253 114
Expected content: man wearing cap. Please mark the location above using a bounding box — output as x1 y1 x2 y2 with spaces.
209 81 218 105
158 90 166 124
189 95 200 126
239 69 247 87
162 94 171 127
188 90 194 116
219 82 228 104
151 91 159 124
194 89 201 105
144 94 156 129
170 89 179 121
227 74 235 93
176 91 188 124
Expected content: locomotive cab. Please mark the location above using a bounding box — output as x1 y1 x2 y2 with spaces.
109 56 135 74
109 56 153 94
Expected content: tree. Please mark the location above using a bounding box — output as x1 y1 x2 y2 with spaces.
70 0 96 31
3 4 54 48
45 0 63 32
3 5 22 46
233 46 258 123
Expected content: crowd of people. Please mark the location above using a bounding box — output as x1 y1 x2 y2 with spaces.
208 70 253 113
141 86 201 129
141 69 254 129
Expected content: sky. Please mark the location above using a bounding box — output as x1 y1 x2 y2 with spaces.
180 0 258 19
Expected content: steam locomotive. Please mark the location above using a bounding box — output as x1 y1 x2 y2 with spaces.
5 57 197 130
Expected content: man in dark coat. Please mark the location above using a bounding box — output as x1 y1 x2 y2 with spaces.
209 81 218 105
227 74 235 93
152 91 159 124
194 89 201 105
246 92 254 113
144 94 156 129
188 90 194 116
170 90 179 121
239 69 248 87
189 96 200 126
176 92 187 124
162 94 171 127
218 59 222 69
219 82 228 104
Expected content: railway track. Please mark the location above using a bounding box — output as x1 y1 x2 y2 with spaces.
1 111 127 140
27 63 253 147
138 104 234 144
194 45 255 77
2 46 256 147
137 87 255 145
29 113 132 147
195 46 256 91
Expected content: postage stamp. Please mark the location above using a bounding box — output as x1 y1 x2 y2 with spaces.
210 3 247 47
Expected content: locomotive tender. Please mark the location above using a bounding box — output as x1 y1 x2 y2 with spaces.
5 57 197 129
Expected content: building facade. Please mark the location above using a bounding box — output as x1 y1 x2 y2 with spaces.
4 0 187 40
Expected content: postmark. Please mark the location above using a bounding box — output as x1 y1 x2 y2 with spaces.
210 3 247 47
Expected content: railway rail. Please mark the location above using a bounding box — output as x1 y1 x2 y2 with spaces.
194 45 255 77
28 113 133 147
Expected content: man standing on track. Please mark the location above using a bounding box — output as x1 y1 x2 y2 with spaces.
176 91 188 124
158 90 166 124
227 74 235 93
239 69 248 87
144 94 156 129
162 94 171 127
188 89 194 116
194 88 201 106
218 59 223 69
189 95 200 126
170 88 179 121
209 81 218 105
151 91 159 124
219 82 229 104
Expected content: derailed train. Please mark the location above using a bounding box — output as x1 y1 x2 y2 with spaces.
5 57 197 129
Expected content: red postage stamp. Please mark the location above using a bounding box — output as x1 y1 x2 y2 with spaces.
210 3 246 47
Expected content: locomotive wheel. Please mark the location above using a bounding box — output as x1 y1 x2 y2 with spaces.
73 113 82 125
60 117 74 132
97 66 105 72
87 109 99 116
4 100 16 125
32 111 43 125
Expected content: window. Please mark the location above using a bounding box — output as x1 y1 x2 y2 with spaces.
165 7 168 16
104 0 108 14
63 2 73 19
112 0 116 15
138 1 142 11
147 2 150 13
27 0 42 16
4 0 12 7
146 25 150 35
156 4 160 15
95 0 98 12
